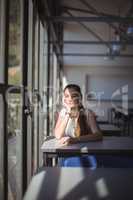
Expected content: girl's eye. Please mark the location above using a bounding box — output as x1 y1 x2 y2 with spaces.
72 95 78 98
64 95 69 98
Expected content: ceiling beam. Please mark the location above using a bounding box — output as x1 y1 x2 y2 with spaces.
43 0 63 62
63 6 119 18
59 53 133 57
126 0 133 16
63 6 93 14
66 10 110 48
79 0 118 18
64 1 131 41
79 0 120 34
46 16 133 23
49 40 133 45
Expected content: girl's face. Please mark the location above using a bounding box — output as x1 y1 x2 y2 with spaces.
63 88 81 108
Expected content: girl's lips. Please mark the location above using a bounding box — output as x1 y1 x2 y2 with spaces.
68 103 75 106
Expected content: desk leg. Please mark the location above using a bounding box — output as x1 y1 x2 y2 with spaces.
43 153 53 166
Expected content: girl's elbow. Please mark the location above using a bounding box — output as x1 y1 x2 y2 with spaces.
54 129 62 139
55 135 62 140
97 131 103 140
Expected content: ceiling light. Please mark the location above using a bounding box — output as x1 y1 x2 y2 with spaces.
127 26 133 36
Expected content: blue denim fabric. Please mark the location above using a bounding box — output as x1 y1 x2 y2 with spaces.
59 155 97 169
59 155 133 168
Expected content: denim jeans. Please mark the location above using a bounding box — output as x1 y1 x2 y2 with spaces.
59 155 97 169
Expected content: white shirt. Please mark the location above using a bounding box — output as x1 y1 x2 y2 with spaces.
60 108 78 138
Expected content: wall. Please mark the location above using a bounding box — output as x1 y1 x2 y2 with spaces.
63 65 133 121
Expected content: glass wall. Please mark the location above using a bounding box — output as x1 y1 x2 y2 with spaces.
8 0 22 85
0 0 60 198
0 0 4 83
49 50 60 136
32 11 39 174
38 22 48 166
0 1 5 199
7 0 22 199
0 95 4 200
49 45 54 135
7 93 22 200
42 24 48 139
26 3 49 176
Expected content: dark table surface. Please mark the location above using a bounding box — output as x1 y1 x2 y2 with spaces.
41 136 133 155
24 167 133 200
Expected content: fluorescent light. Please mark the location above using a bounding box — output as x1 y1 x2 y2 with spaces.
127 26 133 36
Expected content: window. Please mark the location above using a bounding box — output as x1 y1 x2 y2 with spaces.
8 93 22 200
0 0 4 83
8 0 22 85
7 0 22 199
0 95 4 200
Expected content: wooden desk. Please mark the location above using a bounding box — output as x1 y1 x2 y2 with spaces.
99 124 121 136
24 167 133 200
41 136 133 166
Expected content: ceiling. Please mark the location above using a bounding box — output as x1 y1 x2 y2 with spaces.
42 0 133 66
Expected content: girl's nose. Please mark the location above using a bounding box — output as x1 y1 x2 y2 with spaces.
68 96 73 102
68 98 73 102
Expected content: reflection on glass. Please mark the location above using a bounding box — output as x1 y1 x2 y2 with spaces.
8 0 21 85
8 93 22 200
0 1 4 83
0 95 4 200
32 15 39 174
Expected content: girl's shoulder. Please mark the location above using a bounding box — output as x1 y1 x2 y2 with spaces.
85 108 97 118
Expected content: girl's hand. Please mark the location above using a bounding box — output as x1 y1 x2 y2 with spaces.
58 136 71 146
69 107 79 118
63 99 71 113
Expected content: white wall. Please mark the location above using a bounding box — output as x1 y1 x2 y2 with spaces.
63 65 133 121
62 0 133 121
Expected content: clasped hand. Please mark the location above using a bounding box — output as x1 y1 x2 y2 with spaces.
58 136 72 146
63 102 79 118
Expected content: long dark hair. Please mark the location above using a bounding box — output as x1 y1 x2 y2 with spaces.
64 84 91 135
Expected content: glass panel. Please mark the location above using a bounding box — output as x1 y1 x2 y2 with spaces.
41 26 49 140
7 93 22 200
34 15 39 90
27 0 33 183
0 95 4 200
51 53 58 130
49 47 54 135
0 0 4 83
38 22 47 166
32 14 39 173
8 0 21 85
42 24 48 134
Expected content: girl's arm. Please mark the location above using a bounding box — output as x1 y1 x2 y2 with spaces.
68 110 103 144
69 132 102 144
54 111 70 139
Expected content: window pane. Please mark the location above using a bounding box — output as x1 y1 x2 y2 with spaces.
7 93 22 200
0 0 4 83
8 0 21 85
0 95 4 200
49 48 54 135
42 25 48 138
34 15 39 90
32 13 39 173
38 22 47 166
